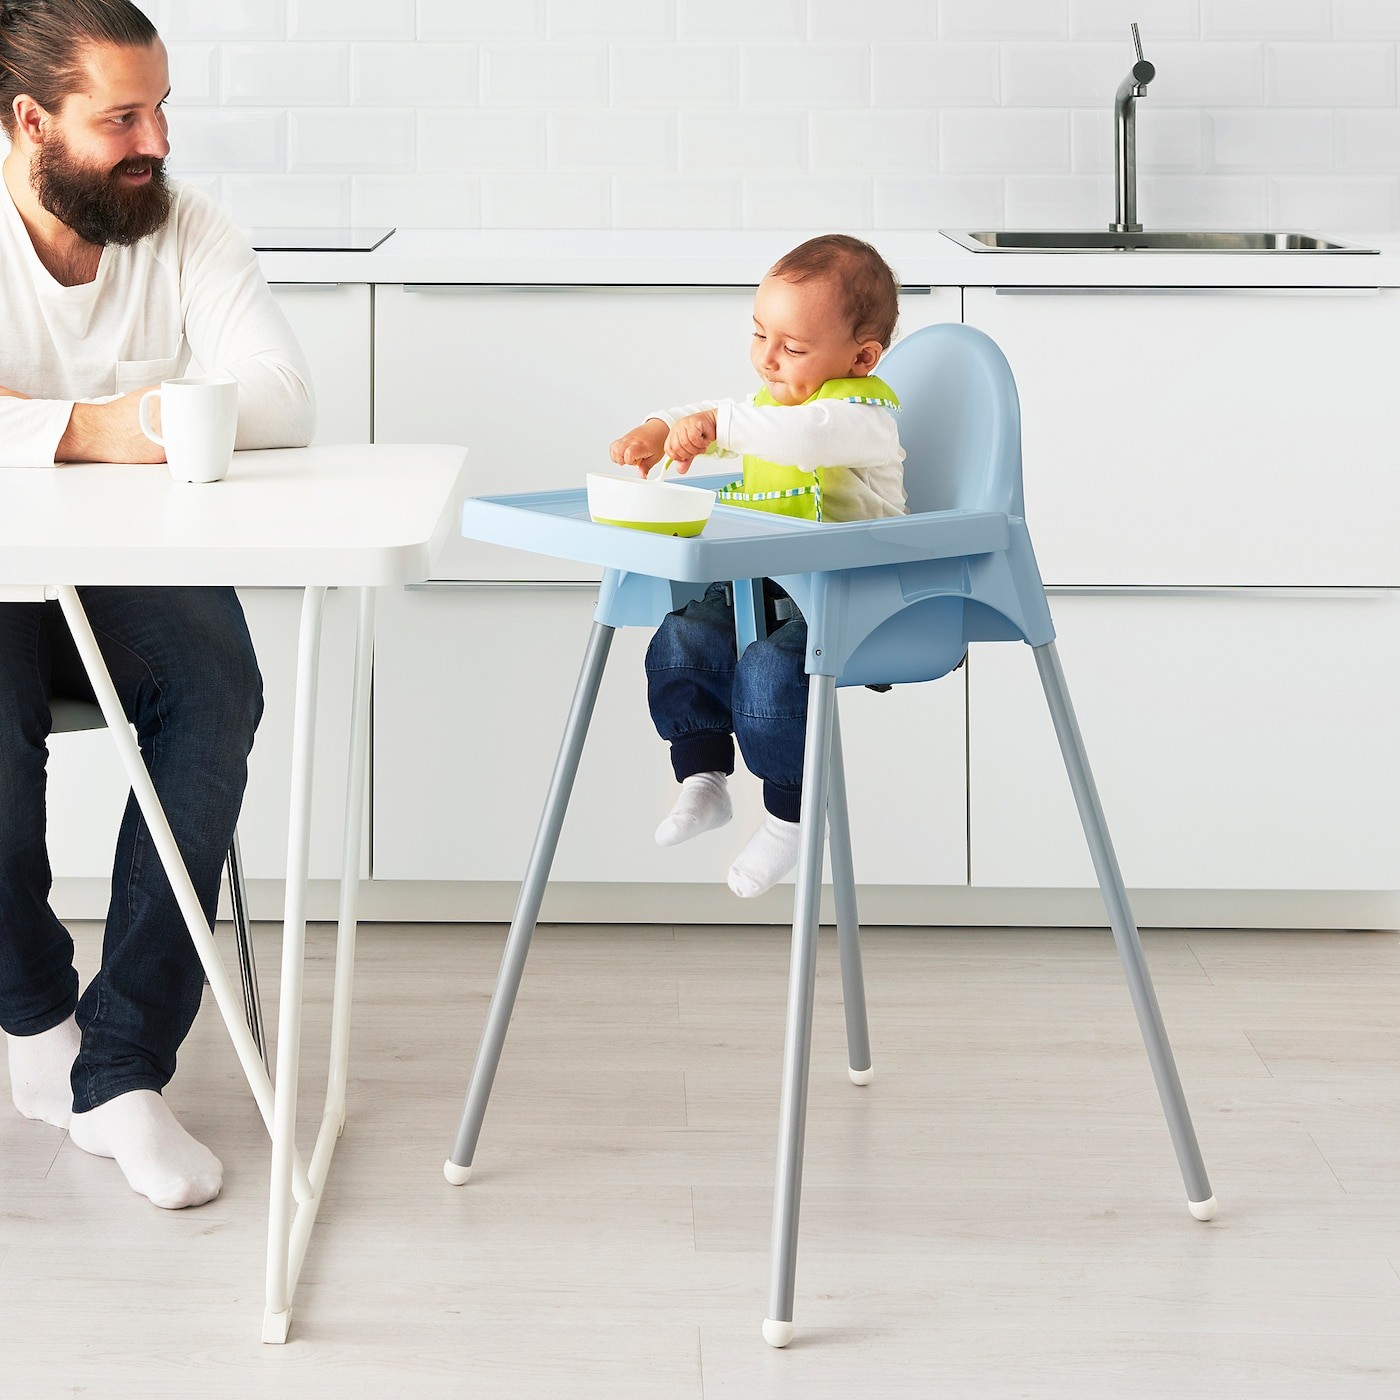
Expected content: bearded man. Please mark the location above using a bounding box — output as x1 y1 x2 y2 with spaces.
0 0 314 1209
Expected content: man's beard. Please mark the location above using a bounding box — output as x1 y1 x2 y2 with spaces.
32 135 171 247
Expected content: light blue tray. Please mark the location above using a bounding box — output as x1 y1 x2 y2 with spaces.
459 475 1013 585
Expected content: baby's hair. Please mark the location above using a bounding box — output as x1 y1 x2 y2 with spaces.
769 234 900 349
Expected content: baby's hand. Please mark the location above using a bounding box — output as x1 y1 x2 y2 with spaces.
664 410 717 472
610 419 669 478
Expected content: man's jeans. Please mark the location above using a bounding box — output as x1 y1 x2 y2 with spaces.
644 582 808 823
0 588 262 1112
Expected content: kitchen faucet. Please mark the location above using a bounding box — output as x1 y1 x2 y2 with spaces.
1110 23 1155 233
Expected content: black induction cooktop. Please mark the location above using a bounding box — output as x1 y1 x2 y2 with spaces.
249 227 395 252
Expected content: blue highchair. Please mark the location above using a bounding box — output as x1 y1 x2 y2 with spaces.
445 322 1216 1347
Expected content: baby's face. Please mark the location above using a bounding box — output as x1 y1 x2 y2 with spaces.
749 273 873 406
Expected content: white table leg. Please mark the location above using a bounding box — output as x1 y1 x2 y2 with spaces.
54 587 311 1199
262 586 376 1344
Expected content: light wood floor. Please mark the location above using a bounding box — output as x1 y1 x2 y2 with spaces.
2 920 1397 1398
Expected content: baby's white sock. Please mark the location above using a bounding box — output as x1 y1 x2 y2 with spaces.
69 1089 223 1210
6 1014 81 1129
655 771 732 847
727 814 803 899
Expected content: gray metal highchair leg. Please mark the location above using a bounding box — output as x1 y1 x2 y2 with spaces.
1032 641 1216 1219
226 832 268 1071
443 621 616 1185
763 673 838 1348
826 705 873 1083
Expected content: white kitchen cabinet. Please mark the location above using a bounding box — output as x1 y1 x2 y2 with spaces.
270 283 372 445
371 583 967 887
968 589 1400 891
45 588 366 883
963 287 1400 587
372 284 960 579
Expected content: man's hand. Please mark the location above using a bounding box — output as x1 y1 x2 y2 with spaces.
663 410 717 472
55 387 166 464
0 385 30 399
609 418 669 478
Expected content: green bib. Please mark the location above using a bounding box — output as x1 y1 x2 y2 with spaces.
714 376 900 522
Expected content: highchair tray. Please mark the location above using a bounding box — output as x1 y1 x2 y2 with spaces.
460 476 1012 585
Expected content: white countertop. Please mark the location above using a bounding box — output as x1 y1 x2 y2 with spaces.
257 228 1400 289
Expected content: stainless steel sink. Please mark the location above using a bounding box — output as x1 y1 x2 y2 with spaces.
942 229 1377 253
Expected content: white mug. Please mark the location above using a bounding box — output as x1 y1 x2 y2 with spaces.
138 376 238 483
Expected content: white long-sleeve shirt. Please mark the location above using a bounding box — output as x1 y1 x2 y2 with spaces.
653 392 907 521
0 177 314 467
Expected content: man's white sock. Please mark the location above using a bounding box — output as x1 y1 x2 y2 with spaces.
655 771 732 847
69 1089 223 1210
727 814 802 898
6 1014 81 1129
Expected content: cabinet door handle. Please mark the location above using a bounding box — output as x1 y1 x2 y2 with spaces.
401 283 758 294
269 282 346 290
994 286 1382 297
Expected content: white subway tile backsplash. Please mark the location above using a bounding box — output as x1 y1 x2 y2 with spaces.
1004 173 1112 225
224 175 351 228
131 2 1400 236
169 111 285 173
872 44 1001 105
610 46 742 106
351 174 481 227
1069 0 1202 42
418 0 545 39
941 108 1071 172
1208 109 1334 170
160 0 284 41
1202 0 1331 39
678 0 805 40
810 110 940 171
419 112 547 173
352 46 479 107
1001 43 1129 105
810 0 940 40
1338 110 1400 170
612 176 743 228
482 45 610 106
1145 172 1269 224
290 0 414 40
547 0 674 39
741 44 871 106
1335 0 1400 39
940 0 1070 41
741 176 873 229
224 45 349 106
167 45 220 106
291 111 415 172
1269 174 1400 230
482 175 611 227
679 111 809 171
550 111 675 171
873 175 1004 228
1266 44 1398 105
1146 42 1265 104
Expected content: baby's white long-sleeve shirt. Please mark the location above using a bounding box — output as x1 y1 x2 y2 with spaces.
653 394 906 521
0 179 314 467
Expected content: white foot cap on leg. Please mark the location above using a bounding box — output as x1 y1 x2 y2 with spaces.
1188 1195 1218 1221
848 1065 874 1086
443 1160 472 1186
763 1318 794 1349
262 1308 291 1345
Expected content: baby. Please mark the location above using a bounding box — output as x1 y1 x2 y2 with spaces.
609 234 905 898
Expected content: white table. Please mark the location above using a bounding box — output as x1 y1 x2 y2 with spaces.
0 443 469 1343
